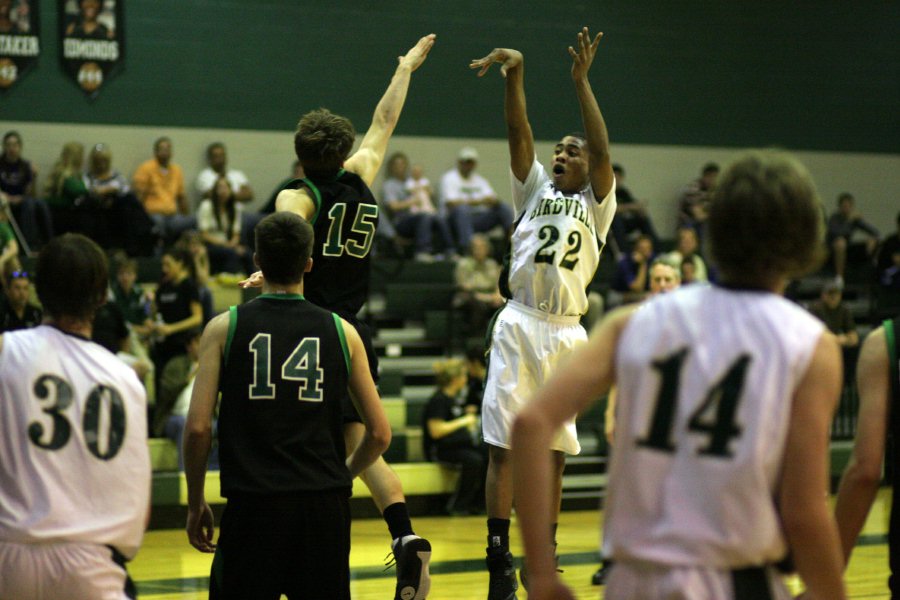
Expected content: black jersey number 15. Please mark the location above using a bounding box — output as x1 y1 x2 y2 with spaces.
323 203 378 259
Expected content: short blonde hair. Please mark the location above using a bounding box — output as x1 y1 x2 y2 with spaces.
433 358 467 387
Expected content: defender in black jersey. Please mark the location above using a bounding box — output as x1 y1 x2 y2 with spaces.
240 33 436 600
836 316 900 593
184 213 391 600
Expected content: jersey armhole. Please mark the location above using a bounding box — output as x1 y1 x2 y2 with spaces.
332 313 351 376
885 318 899 405
301 178 323 225
224 306 238 363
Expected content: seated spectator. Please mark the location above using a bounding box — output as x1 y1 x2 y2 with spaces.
154 330 217 469
91 299 152 383
133 137 195 246
43 142 89 235
648 256 682 295
83 144 155 255
609 164 658 253
262 160 303 214
383 152 454 261
877 211 900 280
678 162 718 235
0 269 41 332
464 343 487 412
808 279 858 348
0 205 19 280
827 192 880 284
147 246 203 380
111 254 151 327
0 131 52 250
176 231 215 325
454 234 504 338
423 358 487 515
195 142 260 249
197 176 253 275
440 147 513 254
611 234 655 303
666 226 709 282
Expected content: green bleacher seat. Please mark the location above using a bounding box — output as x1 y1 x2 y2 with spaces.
384 283 454 320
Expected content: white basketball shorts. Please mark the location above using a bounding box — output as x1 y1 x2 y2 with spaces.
481 299 586 455
0 540 133 600
606 560 791 600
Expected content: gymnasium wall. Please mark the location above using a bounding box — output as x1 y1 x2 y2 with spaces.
2 1 899 234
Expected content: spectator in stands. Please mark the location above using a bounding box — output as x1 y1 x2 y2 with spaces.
465 343 487 412
454 233 503 338
876 211 900 284
666 226 709 282
827 192 880 285
91 299 151 383
609 164 657 253
43 142 88 235
262 160 303 214
440 147 513 254
423 357 487 516
0 205 19 281
176 232 215 325
147 246 203 380
611 233 655 303
155 329 217 469
111 254 151 327
0 131 52 250
809 279 859 348
84 143 155 255
383 153 454 261
133 137 194 246
678 162 718 233
195 142 259 250
197 176 253 275
0 270 41 332
196 142 254 203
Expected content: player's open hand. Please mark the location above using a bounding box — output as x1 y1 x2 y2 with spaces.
569 27 603 82
186 502 216 553
239 270 264 289
470 48 523 78
399 33 436 72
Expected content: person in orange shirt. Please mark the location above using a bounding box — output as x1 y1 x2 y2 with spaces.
133 137 195 246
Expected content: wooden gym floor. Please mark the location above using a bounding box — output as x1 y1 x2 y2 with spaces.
133 490 894 599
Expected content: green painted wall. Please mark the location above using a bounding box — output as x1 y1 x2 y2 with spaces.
2 1 898 153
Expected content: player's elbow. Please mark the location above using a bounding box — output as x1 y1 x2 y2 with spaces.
843 457 883 490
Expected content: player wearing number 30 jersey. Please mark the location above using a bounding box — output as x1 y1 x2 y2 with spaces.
0 234 150 600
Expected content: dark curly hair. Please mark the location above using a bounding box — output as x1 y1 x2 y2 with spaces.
293 108 356 178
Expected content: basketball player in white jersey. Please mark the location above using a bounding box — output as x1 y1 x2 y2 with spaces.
512 150 847 600
0 234 150 600
469 27 616 598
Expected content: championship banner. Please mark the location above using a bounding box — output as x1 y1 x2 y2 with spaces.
0 0 40 91
59 0 124 97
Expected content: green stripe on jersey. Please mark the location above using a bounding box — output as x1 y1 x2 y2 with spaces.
224 306 238 363
333 313 351 376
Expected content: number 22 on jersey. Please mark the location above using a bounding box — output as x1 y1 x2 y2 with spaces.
636 348 751 458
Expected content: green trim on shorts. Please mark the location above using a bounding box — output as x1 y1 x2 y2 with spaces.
224 306 238 363
333 313 351 376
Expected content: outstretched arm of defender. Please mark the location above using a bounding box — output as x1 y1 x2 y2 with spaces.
345 34 436 186
470 48 534 183
570 27 614 198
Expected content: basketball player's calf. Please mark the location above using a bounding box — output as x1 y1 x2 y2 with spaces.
344 422 432 600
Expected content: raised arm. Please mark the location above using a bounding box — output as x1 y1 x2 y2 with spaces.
569 27 613 198
470 48 534 183
344 34 436 186
834 327 890 565
778 332 847 599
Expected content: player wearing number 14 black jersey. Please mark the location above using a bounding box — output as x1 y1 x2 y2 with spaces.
0 234 150 600
241 33 437 600
184 212 391 599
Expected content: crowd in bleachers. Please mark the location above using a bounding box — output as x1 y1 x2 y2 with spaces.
1 126 898 469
